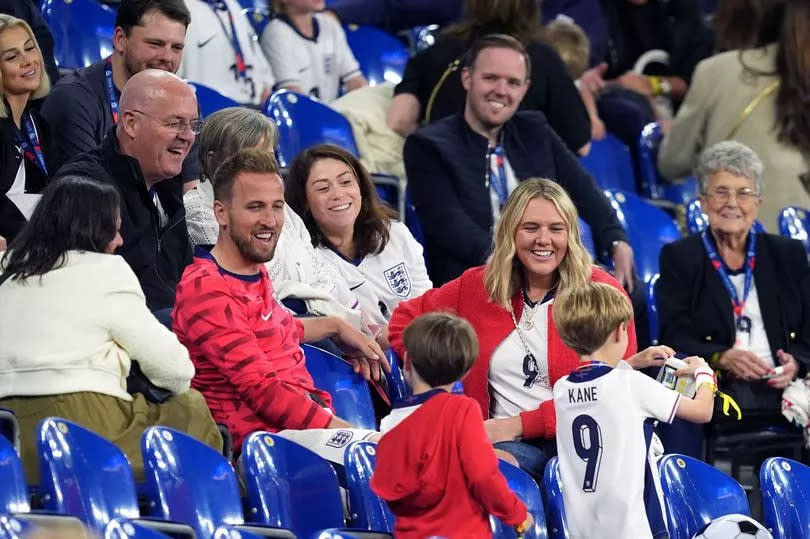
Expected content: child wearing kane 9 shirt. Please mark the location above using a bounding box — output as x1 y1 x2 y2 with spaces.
370 312 532 538
552 282 716 539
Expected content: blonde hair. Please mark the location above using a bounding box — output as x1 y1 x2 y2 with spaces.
402 312 479 386
553 282 633 356
544 17 590 79
484 178 592 310
0 15 51 118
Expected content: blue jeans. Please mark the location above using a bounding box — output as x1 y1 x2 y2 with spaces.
495 439 557 480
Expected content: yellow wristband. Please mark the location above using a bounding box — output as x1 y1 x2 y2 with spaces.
648 75 661 97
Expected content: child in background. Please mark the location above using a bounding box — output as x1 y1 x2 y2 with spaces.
371 312 531 539
544 16 606 141
261 0 368 102
552 283 716 539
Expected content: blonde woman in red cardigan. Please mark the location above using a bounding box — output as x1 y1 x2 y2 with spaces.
389 178 673 477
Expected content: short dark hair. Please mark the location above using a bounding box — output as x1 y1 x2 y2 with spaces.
115 0 191 35
2 175 121 282
465 33 532 80
213 148 281 202
285 144 397 259
402 312 478 387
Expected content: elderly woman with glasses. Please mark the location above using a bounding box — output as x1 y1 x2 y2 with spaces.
658 141 810 424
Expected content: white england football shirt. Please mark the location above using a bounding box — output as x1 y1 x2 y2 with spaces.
260 13 363 103
553 361 681 539
317 221 432 326
179 0 276 106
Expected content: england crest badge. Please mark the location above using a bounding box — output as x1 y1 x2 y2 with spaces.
384 262 411 297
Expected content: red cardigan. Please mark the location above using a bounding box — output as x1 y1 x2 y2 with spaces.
389 265 637 439
371 392 526 538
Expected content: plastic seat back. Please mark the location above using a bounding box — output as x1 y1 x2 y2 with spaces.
302 344 376 430
344 442 394 532
603 189 681 283
264 90 359 168
241 8 272 38
0 408 20 459
659 454 750 539
241 432 345 536
637 123 699 204
577 218 596 260
37 418 139 533
343 25 408 86
188 82 241 119
40 0 115 69
686 199 766 236
541 457 568 539
760 457 810 539
0 435 28 515
491 462 547 539
778 206 810 252
579 133 636 193
141 426 244 538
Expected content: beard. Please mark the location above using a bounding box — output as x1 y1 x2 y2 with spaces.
122 52 174 78
230 228 277 264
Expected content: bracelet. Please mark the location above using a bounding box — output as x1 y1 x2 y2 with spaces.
648 75 662 97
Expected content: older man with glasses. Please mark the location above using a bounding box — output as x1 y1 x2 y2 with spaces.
55 70 201 324
656 140 810 457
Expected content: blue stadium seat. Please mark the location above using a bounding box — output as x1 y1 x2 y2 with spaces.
141 426 294 539
646 273 660 345
541 457 568 539
384 349 463 406
637 123 699 205
241 8 272 38
343 442 394 533
302 344 377 430
37 418 141 533
404 191 425 247
240 432 346 536
343 25 408 86
0 408 20 457
778 206 810 252
760 457 810 539
188 82 241 119
0 435 28 515
686 199 766 235
578 218 596 260
264 90 360 168
40 0 114 69
603 189 681 283
659 454 750 539
579 133 637 193
492 462 547 539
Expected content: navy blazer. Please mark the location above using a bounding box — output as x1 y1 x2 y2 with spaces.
657 231 810 412
403 111 628 285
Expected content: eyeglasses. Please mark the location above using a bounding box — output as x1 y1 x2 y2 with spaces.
131 110 204 135
705 187 759 204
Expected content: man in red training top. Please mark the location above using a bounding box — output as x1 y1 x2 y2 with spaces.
371 312 532 538
172 148 386 452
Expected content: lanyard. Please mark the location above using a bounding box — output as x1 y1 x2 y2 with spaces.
104 57 120 125
205 0 247 79
701 228 757 318
488 144 509 206
15 112 48 175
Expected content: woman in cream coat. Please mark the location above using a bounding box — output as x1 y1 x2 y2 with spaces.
658 0 810 229
0 175 221 482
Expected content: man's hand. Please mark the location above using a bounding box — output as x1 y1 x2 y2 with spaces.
767 349 800 389
580 62 608 96
612 241 635 292
0 235 6 251
627 345 675 369
483 416 522 444
718 349 772 380
616 72 654 97
327 415 355 429
336 320 389 381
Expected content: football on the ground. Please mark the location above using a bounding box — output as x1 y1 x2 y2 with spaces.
692 514 773 539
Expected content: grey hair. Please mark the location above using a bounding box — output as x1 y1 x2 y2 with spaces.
695 141 764 195
198 107 278 181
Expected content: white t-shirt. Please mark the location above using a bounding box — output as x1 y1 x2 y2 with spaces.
729 274 774 367
553 361 681 539
489 301 553 418
260 13 362 103
179 0 275 105
317 220 432 326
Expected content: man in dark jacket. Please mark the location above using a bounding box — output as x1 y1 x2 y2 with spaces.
55 70 198 316
404 34 633 288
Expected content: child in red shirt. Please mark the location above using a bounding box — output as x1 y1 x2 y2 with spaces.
370 312 531 538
